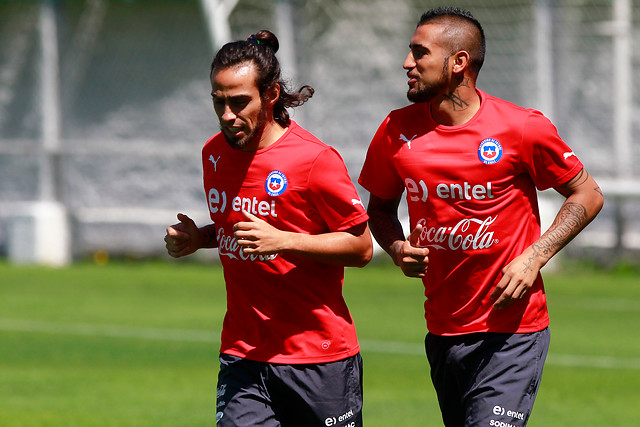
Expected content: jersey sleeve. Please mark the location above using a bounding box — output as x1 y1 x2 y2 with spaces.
307 147 369 232
358 116 405 200
520 111 584 191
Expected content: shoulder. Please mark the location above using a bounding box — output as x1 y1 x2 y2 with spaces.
287 121 326 146
372 103 431 145
387 103 427 124
284 121 338 158
481 90 529 114
202 132 225 153
480 90 545 122
478 90 559 137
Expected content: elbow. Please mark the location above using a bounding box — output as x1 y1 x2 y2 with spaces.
350 240 374 268
597 190 605 211
592 188 605 218
342 222 373 268
590 178 605 215
353 249 373 268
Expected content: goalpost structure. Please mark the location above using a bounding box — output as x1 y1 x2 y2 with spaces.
0 0 637 265
7 1 71 266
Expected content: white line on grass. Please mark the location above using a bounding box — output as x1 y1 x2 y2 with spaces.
0 318 219 343
551 297 640 312
2 318 640 371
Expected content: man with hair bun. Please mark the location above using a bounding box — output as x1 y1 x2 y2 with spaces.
165 30 371 426
359 7 603 427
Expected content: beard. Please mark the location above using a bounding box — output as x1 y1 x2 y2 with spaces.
407 57 450 103
221 106 268 150
407 84 442 103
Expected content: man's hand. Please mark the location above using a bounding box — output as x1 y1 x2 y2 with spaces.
233 210 285 255
164 213 202 258
491 247 541 308
491 168 604 308
393 224 430 278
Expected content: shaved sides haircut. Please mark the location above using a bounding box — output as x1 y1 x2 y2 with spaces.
417 7 486 75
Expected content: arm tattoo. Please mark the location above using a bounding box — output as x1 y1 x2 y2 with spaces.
366 199 406 263
565 169 589 187
201 224 219 248
555 169 602 198
532 201 588 260
368 213 404 251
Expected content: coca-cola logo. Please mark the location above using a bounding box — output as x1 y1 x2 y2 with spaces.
417 216 499 251
217 227 278 262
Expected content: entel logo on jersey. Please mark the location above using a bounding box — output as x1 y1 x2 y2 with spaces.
405 178 495 202
478 138 503 164
265 170 287 196
208 188 278 218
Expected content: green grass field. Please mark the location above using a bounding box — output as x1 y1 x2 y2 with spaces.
1 259 639 426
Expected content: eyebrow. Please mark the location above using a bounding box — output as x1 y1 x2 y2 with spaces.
210 92 251 100
409 42 429 50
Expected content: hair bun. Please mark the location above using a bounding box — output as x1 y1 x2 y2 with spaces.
250 30 279 53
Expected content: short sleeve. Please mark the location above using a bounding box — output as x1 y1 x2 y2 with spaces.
520 111 584 191
358 116 405 200
307 147 369 232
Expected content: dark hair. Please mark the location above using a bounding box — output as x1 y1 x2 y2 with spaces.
210 30 314 127
417 7 486 75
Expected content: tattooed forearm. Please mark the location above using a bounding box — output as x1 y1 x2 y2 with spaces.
366 195 405 258
533 201 588 260
368 213 405 255
201 224 219 248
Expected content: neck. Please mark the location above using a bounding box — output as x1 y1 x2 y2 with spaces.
240 116 288 152
256 119 287 150
430 77 481 126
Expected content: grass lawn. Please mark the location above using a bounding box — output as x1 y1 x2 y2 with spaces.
0 259 638 426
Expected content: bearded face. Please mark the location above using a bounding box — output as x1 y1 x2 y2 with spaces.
211 63 270 151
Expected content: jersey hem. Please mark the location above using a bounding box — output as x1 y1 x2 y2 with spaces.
426 320 550 336
220 346 361 365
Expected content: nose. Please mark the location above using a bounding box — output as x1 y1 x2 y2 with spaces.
403 52 415 70
220 105 236 122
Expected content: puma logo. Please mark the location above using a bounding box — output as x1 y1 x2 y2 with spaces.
209 155 221 171
400 133 418 149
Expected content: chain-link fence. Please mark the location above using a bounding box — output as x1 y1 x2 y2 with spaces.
0 0 638 262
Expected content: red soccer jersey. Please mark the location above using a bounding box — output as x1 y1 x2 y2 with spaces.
203 121 368 363
359 90 583 335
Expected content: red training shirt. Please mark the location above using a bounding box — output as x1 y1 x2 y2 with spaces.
359 90 583 335
203 121 368 363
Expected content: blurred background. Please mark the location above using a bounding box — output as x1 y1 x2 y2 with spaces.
0 0 638 266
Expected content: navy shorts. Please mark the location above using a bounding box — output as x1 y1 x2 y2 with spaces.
216 353 363 427
425 328 550 427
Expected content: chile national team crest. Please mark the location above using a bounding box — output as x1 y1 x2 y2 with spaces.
265 170 288 196
478 138 503 165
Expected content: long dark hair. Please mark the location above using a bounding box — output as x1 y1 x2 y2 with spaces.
211 30 314 127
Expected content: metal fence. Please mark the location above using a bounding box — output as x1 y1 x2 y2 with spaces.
0 0 638 264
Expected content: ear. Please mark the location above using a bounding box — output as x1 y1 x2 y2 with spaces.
451 50 471 75
264 83 280 107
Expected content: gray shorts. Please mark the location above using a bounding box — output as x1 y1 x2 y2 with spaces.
426 328 550 427
216 353 363 427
